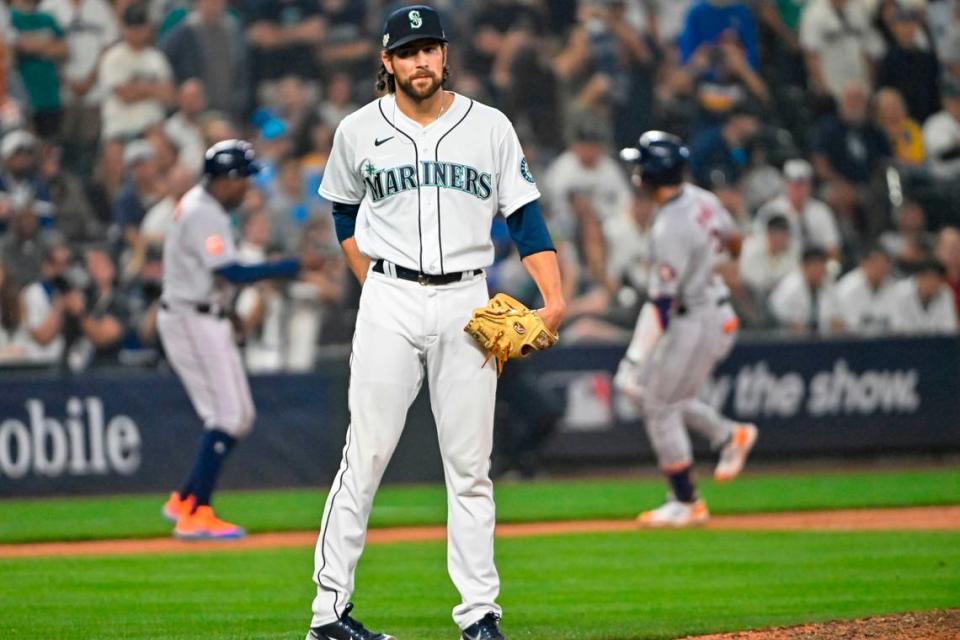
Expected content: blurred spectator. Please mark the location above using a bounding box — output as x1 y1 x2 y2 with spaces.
124 240 164 362
0 130 54 227
755 158 841 259
159 0 250 119
39 142 101 244
0 198 50 284
756 0 806 86
875 6 940 123
0 261 31 363
553 1 655 147
686 24 770 127
874 87 925 166
800 0 883 101
163 79 207 174
834 243 896 334
198 110 238 149
605 190 655 295
318 72 358 129
140 163 195 244
811 81 891 234
40 0 118 172
887 259 959 333
679 0 759 70
689 105 760 189
235 209 284 372
879 199 935 272
98 2 175 142
922 74 960 180
812 82 891 186
267 154 315 253
543 119 632 287
113 139 164 252
246 0 324 99
10 0 68 139
739 214 799 300
934 226 960 317
768 246 844 333
65 246 128 370
144 128 178 176
21 241 78 364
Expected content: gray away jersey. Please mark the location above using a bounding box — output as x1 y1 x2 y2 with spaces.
648 184 735 311
162 184 238 307
319 92 540 274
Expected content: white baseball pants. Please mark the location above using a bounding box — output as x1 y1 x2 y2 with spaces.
640 303 738 468
310 268 499 630
157 308 255 438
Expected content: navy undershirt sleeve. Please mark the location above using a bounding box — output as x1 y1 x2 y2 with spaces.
332 201 360 243
215 259 301 284
653 296 673 330
505 200 555 258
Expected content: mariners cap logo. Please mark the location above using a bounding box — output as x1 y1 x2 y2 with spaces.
409 9 422 29
383 33 390 47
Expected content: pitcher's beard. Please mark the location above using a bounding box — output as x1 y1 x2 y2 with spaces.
396 72 442 102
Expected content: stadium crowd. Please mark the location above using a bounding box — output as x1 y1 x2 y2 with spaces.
1 0 960 373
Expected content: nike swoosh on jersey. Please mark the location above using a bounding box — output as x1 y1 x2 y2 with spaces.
374 136 395 146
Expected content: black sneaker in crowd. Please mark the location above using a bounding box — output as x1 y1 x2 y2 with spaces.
308 603 395 640
461 612 505 640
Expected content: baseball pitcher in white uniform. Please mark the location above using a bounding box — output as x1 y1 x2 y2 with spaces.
615 131 758 528
158 140 320 540
305 6 564 640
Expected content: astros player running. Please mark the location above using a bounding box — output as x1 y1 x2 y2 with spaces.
159 140 318 540
615 132 758 528
306 6 564 640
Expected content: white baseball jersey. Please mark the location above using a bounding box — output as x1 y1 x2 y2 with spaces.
158 184 253 438
162 185 238 308
312 92 541 633
634 184 741 470
648 184 736 311
319 92 540 274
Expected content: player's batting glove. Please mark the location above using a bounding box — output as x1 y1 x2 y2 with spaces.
613 358 646 408
464 292 559 376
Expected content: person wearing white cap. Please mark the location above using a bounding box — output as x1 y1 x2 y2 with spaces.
754 158 841 261
0 130 55 224
114 138 163 251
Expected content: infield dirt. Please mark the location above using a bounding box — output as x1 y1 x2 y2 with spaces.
1 504 958 558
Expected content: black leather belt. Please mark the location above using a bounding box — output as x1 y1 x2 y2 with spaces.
372 260 482 286
161 300 227 318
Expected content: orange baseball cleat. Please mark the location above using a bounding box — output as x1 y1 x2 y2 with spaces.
174 506 245 540
161 492 195 523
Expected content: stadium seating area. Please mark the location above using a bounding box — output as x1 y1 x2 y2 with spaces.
1 0 960 373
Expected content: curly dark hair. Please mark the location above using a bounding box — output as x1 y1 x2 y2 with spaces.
376 61 451 94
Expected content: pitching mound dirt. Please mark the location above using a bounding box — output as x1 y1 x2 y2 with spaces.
682 609 960 639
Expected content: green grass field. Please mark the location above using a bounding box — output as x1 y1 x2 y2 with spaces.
1 531 958 639
2 468 959 544
2 468 959 639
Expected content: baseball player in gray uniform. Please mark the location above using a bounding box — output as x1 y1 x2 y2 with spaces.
305 6 564 640
159 140 318 540
615 131 758 527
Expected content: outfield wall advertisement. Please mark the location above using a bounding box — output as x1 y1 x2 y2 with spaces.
1 336 958 497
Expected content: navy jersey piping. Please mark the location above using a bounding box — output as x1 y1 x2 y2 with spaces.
433 98 475 275
377 99 423 272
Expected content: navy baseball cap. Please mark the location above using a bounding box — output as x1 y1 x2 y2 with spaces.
382 5 447 52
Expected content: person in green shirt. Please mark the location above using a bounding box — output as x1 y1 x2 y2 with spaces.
10 0 67 139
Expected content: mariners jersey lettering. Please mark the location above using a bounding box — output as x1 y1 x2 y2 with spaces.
320 93 540 274
649 184 735 310
162 184 238 307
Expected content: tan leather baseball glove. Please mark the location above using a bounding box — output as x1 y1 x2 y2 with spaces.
464 292 559 376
